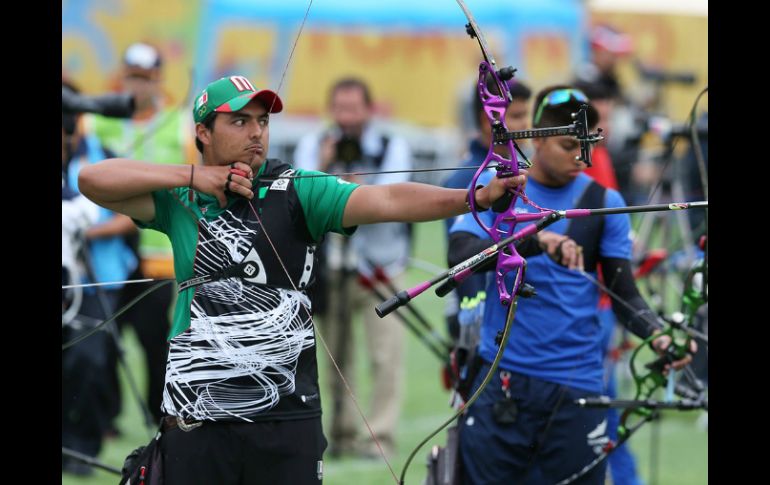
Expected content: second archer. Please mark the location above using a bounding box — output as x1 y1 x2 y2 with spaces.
449 85 695 485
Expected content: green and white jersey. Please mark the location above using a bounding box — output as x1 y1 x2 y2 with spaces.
137 160 358 422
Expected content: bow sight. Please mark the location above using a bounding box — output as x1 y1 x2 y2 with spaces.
492 105 605 167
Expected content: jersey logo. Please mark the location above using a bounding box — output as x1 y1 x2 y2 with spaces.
243 262 258 277
270 169 294 191
242 247 267 285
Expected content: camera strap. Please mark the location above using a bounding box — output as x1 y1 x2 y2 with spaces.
370 135 390 169
324 130 390 171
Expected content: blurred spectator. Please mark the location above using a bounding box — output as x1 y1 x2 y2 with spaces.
574 24 639 203
62 79 137 476
85 42 195 426
294 77 413 458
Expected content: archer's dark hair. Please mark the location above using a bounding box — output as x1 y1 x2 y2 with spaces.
573 80 613 101
532 84 599 129
472 75 532 129
195 112 218 153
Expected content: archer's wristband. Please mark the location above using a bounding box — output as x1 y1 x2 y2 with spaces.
465 185 488 212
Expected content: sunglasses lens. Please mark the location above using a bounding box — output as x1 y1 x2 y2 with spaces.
547 90 573 105
535 89 591 124
572 90 588 103
547 89 588 105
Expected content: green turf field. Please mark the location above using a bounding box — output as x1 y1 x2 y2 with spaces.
63 219 707 485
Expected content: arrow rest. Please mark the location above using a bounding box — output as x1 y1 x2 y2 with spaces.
497 66 517 81
517 282 536 298
465 22 476 39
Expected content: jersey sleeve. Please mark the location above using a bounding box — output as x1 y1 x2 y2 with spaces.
132 189 176 234
292 169 360 241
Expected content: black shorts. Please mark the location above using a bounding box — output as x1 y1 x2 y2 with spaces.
161 417 328 485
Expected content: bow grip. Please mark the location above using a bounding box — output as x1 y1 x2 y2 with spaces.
644 343 687 373
491 190 514 213
375 290 411 318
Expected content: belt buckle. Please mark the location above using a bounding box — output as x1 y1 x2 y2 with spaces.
177 416 202 432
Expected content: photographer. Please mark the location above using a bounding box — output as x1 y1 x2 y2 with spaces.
62 79 136 476
293 77 413 458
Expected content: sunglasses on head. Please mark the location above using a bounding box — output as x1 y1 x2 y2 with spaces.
533 88 589 124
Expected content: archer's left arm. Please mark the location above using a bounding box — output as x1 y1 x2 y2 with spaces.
342 173 526 227
600 257 662 340
601 258 695 371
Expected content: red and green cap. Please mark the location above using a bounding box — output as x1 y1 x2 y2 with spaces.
193 75 283 123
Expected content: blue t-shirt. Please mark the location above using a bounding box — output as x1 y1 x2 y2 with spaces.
442 139 488 234
450 172 631 392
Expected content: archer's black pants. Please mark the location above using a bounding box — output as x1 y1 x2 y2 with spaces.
161 417 328 485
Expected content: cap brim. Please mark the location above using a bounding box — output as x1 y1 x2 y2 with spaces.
216 90 284 114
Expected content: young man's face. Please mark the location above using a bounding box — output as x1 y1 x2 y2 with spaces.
330 87 371 137
479 98 530 156
199 100 270 170
505 98 529 132
122 69 161 109
532 134 588 186
593 48 620 74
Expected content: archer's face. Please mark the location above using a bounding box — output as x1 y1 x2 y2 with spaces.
199 100 270 170
532 135 588 187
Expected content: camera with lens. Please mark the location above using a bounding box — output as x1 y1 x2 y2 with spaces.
62 85 135 135
335 134 363 167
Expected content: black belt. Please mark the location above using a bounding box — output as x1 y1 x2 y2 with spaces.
162 416 203 432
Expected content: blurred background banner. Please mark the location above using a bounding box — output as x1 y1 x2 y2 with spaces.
588 0 708 121
588 0 708 120
63 0 586 128
63 0 706 125
63 0 706 175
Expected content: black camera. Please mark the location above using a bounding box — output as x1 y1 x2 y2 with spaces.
335 135 363 166
62 86 135 117
62 86 135 135
635 61 696 86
